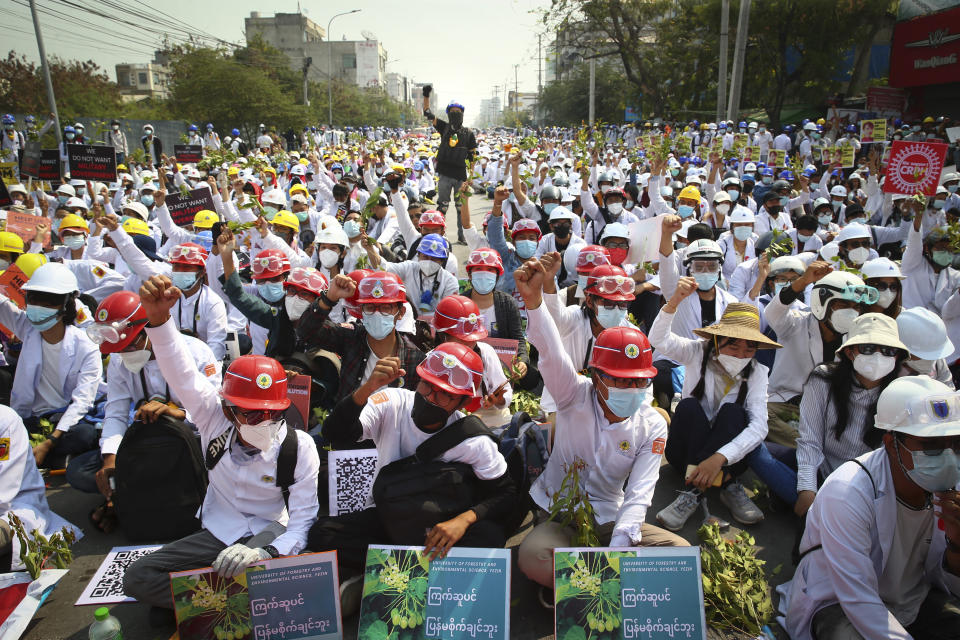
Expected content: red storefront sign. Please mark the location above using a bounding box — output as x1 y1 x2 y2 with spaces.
890 6 960 87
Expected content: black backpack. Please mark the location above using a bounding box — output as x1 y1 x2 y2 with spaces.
113 416 208 542
491 411 550 495
372 415 494 544
205 425 299 509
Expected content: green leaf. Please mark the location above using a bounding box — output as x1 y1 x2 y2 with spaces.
364 619 390 640
561 625 587 640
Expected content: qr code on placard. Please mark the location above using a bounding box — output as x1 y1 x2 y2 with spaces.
328 450 378 515
77 545 162 605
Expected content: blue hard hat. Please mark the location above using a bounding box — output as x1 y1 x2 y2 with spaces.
1 114 14 125
446 101 465 114
206 123 214 129
679 156 688 164
742 173 756 183
756 162 767 169
738 121 747 128
25 115 35 123
718 122 727 129
817 124 824 132
846 124 856 133
779 170 794 182
231 128 240 136
331 163 343 172
784 125 793 132
188 124 198 131
801 118 810 126
413 160 424 171
64 125 75 133
803 167 817 177
692 119 700 126
760 167 774 177
418 233 449 259
894 118 903 128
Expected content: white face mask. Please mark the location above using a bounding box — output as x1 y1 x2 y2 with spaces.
284 295 311 321
119 348 151 374
853 353 896 381
716 203 730 216
876 289 896 309
830 308 859 334
607 202 623 215
318 248 340 268
906 358 935 375
238 419 281 451
419 259 441 276
847 246 870 266
717 354 751 377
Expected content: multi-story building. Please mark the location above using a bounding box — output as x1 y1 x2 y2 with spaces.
115 52 170 102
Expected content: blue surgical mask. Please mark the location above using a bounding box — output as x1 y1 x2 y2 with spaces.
932 199 945 210
797 233 813 243
624 200 635 210
578 275 589 290
26 305 59 331
733 226 752 242
257 281 285 302
726 189 740 201
362 310 395 340
140 194 154 207
779 196 789 207
598 377 648 419
171 271 199 291
515 239 537 259
774 282 788 296
470 271 497 295
194 230 213 251
294 209 309 223
677 204 695 218
343 220 361 237
818 214 833 225
63 234 86 250
898 441 960 493
932 250 954 267
543 203 558 216
52 219 61 234
596 305 627 329
508 193 517 204
762 177 773 185
948 184 959 194
694 272 719 291
263 206 279 220
57 195 69 205
670 168 679 177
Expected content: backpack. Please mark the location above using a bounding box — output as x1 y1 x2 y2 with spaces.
205 424 299 509
491 411 550 494
372 415 494 544
113 416 208 542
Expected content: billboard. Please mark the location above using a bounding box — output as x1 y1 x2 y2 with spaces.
889 6 960 87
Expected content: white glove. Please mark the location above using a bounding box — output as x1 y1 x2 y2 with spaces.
212 544 270 578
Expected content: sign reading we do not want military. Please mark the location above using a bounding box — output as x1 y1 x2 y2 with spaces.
67 144 116 181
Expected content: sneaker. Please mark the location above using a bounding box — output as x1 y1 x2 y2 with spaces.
720 482 765 525
339 574 364 617
656 489 701 531
699 496 730 531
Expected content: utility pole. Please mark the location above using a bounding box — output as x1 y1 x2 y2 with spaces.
717 0 729 124
327 9 361 127
537 34 542 126
29 0 60 143
302 56 312 107
513 64 520 127
588 58 596 126
726 0 751 122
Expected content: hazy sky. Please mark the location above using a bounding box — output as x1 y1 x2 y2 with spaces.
1 0 555 125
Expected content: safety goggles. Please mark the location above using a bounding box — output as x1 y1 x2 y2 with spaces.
435 309 487 335
576 250 610 271
818 283 879 306
468 249 501 268
689 259 720 274
587 275 634 296
357 277 404 301
251 253 290 276
854 344 901 357
226 403 284 425
419 212 445 227
86 304 146 345
421 350 481 396
286 268 327 293
169 244 207 263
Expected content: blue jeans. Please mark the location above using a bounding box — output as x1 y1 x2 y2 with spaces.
65 449 103 494
747 441 798 505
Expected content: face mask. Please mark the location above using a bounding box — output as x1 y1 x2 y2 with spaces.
762 176 773 185
876 289 897 309
112 125 119 131
694 272 719 291
145 130 154 137
411 392 451 431
853 353 896 381
670 168 680 177
552 223 571 239
119 348 151 374
63 235 86 250
57 194 69 205
598 378 647 419
766 204 783 216
595 304 627 329
293 209 309 223
606 247 628 266
899 443 960 493
238 419 281 451
171 271 199 291
140 194 155 207
0 258 8 271
263 206 279 220
577 275 589 291
284 295 311 321
733 226 752 242
797 233 813 244
932 250 954 267
675 241 689 250
933 199 945 210
607 202 623 216
624 200 635 210
948 184 959 194
65 133 75 140
507 193 517 204
774 281 789 297
912 125 921 132
600 185 611 194
419 259 442 276
470 271 497 295
448 112 464 128
818 214 833 225
726 189 740 201
717 354 750 377
362 310 395 340
318 249 340 268
515 240 538 259
847 247 870 266
257 281 285 302
343 220 361 237
829 307 858 334
26 305 59 331
677 204 695 218
831 201 843 213
904 358 934 377
543 203 558 216
779 196 789 207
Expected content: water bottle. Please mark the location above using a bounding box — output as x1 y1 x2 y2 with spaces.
89 607 122 640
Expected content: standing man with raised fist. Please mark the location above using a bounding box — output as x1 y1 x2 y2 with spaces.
423 85 477 245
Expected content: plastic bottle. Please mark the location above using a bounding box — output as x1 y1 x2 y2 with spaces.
88 607 123 640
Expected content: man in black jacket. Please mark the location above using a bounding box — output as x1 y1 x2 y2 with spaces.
141 124 163 169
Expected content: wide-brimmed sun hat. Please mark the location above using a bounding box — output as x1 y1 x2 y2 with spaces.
693 303 782 349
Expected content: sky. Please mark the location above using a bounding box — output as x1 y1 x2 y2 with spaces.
1 0 555 126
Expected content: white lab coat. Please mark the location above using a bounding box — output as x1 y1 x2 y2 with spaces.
763 291 826 402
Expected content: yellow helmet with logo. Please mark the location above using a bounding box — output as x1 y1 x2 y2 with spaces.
122 217 150 236
289 183 309 197
227 166 240 177
0 232 24 255
678 185 702 204
271 210 300 232
193 209 218 229
15 252 47 278
59 213 89 234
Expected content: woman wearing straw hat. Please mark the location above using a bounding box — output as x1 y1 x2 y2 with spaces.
649 277 781 530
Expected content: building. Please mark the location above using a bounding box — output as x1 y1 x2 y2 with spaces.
507 91 539 114
115 52 170 102
385 72 413 105
888 3 960 119
477 97 503 128
412 83 438 114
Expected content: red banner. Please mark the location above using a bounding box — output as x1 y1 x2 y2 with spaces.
889 7 960 87
866 87 907 115
882 140 948 196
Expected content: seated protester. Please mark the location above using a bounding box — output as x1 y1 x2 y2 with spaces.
296 272 424 414
794 313 908 518
557 244 611 307
458 182 506 252
0 263 102 468
834 223 880 270
716 205 757 279
369 233 458 323
432 295 512 427
862 257 905 319
0 231 24 271
36 213 90 261
340 211 371 273
0 405 82 571
66 291 221 532
581 182 640 245
535 206 585 289
901 205 960 314
251 210 313 269
896 308 955 387
308 344 517 604
843 202 911 253
811 196 841 243
86 204 157 276
123 275 320 609
780 376 960 639
537 184 581 237
701 190 733 233
650 289 780 529
764 263 875 447
753 187 794 236
514 257 687 590
311 220 351 322
791 214 823 256
391 189 459 275
745 255 806 368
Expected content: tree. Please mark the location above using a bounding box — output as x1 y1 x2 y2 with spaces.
0 52 123 120
540 61 627 125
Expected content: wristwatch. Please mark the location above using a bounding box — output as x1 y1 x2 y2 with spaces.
262 545 280 559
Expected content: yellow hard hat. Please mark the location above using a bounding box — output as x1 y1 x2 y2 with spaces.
816 118 825 125
271 210 300 232
678 185 702 204
59 214 89 234
227 166 240 178
122 217 150 236
923 116 935 124
15 252 47 278
0 231 25 255
117 163 128 172
262 166 276 175
289 184 309 196
193 209 218 229
299 158 309 166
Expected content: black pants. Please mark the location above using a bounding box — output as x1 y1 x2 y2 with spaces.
665 398 752 478
628 290 663 335
652 360 679 414
307 507 507 576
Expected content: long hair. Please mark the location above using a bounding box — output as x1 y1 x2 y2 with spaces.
691 337 754 404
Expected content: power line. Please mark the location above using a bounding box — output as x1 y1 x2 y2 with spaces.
1 4 157 57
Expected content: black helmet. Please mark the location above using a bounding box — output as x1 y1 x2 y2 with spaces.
540 185 561 201
771 180 791 193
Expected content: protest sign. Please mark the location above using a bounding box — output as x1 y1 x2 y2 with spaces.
0 180 10 208
767 149 785 168
626 216 663 266
174 144 204 163
947 127 960 144
284 373 311 431
360 545 511 640
165 186 217 226
247 552 342 639
554 547 707 640
838 143 856 168
0 162 16 185
883 140 949 196
66 144 116 181
859 119 887 143
75 545 162 606
21 142 41 179
480 337 519 367
328 449 378 515
741 146 760 162
0 265 28 339
4 210 48 247
38 150 60 181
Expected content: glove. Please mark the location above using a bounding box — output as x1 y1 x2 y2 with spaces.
422 84 432 98
212 544 270 578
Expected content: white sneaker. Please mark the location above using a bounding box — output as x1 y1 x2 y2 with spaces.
656 489 701 531
720 482 765 525
339 574 364 617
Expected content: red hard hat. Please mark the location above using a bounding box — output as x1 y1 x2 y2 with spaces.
168 242 209 267
250 249 291 280
589 326 656 378
354 271 406 305
284 267 328 297
465 248 504 276
419 210 445 228
433 295 488 341
511 218 542 240
576 245 611 274
417 342 484 398
222 355 291 410
585 265 635 302
482 212 510 230
87 291 147 354
604 187 627 201
344 269 375 318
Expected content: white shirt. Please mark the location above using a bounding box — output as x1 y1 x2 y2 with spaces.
381 260 459 322
773 133 792 151
35 338 66 415
762 291 827 402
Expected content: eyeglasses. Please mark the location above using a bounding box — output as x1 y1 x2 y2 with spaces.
86 304 146 344
855 344 901 357
287 267 327 292
421 350 481 396
597 372 652 389
357 277 404 301
871 281 900 292
603 240 629 250
227 404 284 425
169 244 208 263
360 302 400 314
899 434 960 456
587 275 634 296
435 309 487 335
252 253 290 276
597 299 630 310
844 239 871 250
417 380 457 406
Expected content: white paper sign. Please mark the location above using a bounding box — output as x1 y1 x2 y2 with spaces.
945 127 960 143
327 449 378 515
626 215 664 265
75 545 162 606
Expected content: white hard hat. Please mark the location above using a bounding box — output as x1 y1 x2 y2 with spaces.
861 257 905 280
769 256 805 276
262 189 287 207
685 175 702 187
830 185 847 197
819 241 840 262
314 219 348 247
600 222 630 242
8 183 27 196
56 184 76 197
547 205 576 222
936 185 948 196
874 376 960 437
803 122 817 132
744 162 757 173
139 183 157 193
729 205 755 224
65 196 88 211
712 190 732 204
290 164 306 176
813 197 831 211
675 218 697 240
897 308 954 361
22 262 79 295
810 270 865 320
122 201 150 221
683 238 723 263
943 172 960 183
660 185 674 198
836 223 871 244
290 193 310 205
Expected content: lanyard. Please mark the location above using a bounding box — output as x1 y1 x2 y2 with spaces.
175 286 202 335
139 367 169 404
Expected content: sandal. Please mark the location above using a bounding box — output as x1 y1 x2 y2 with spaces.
88 501 118 534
